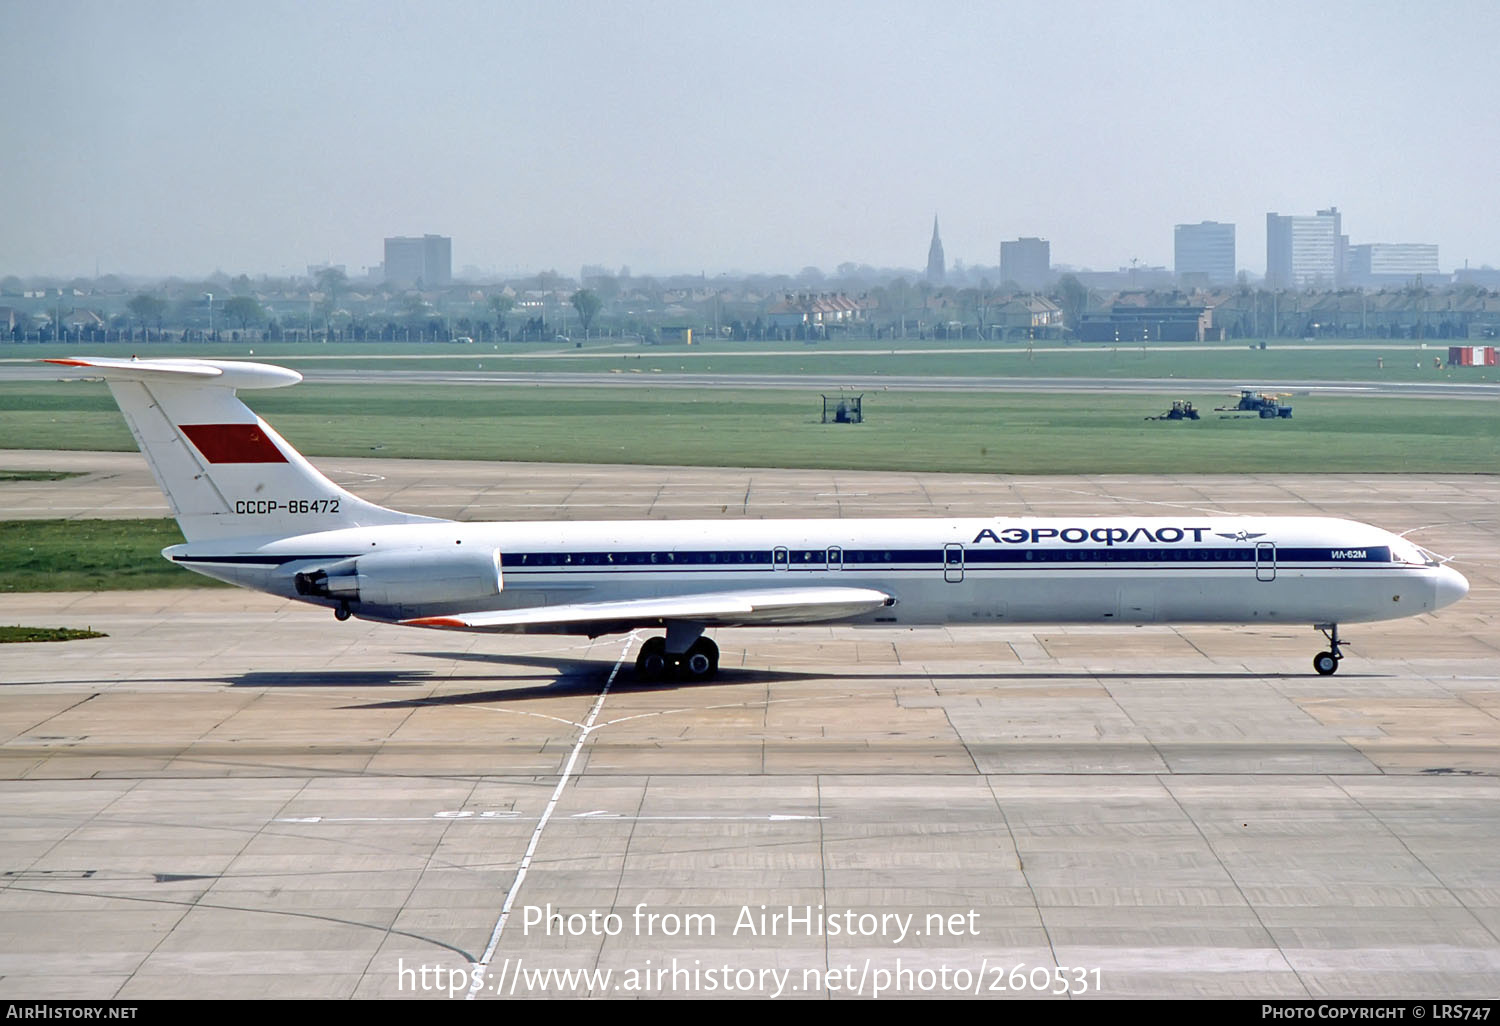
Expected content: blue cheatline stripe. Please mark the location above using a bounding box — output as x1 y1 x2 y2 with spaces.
173 545 1394 569
496 546 1391 568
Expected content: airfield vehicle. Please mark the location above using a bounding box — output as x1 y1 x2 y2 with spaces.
1218 389 1293 419
1146 400 1200 421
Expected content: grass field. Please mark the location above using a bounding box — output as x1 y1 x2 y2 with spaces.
0 469 82 481
0 625 107 643
0 518 224 592
1 379 1497 474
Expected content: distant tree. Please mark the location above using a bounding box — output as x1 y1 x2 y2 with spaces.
1055 274 1088 331
882 277 914 338
519 315 548 341
401 294 430 326
127 293 167 336
316 267 348 312
589 274 620 302
488 293 514 337
958 287 997 339
571 289 602 337
222 295 264 330
916 281 934 332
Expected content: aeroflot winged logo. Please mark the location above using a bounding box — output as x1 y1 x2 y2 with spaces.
179 423 288 464
1217 530 1267 542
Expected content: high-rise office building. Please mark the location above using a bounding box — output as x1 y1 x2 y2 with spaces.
1174 221 1236 285
1001 237 1051 289
1347 243 1439 284
384 235 452 288
1266 209 1341 288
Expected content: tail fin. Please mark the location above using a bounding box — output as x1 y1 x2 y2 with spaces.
47 357 440 541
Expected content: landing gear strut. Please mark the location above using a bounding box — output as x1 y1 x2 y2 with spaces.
1313 623 1345 675
635 625 718 682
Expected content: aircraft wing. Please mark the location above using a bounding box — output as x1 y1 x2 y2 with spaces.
401 586 892 631
45 356 302 389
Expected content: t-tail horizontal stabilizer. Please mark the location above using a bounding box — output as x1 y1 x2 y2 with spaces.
45 357 441 542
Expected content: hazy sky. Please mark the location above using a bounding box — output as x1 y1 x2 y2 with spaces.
4 0 1497 279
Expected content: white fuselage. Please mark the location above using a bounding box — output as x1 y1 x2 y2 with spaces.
166 514 1468 634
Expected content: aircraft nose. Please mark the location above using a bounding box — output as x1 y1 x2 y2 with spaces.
1434 566 1469 610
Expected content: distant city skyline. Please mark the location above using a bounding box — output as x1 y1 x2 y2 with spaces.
3 0 1497 279
3 203 1477 287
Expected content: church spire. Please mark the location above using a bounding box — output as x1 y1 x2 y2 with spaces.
926 215 945 284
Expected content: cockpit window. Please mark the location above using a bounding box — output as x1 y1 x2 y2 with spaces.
1390 540 1441 566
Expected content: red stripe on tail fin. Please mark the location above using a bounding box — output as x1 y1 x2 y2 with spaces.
180 423 288 464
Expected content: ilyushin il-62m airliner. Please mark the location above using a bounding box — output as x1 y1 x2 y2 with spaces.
50 356 1468 681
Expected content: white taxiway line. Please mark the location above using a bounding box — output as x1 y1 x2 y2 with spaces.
275 813 825 823
465 633 634 1000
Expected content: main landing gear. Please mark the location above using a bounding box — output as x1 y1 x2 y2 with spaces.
1313 623 1345 676
635 624 719 682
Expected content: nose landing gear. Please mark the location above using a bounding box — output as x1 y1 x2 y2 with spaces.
1313 623 1345 675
